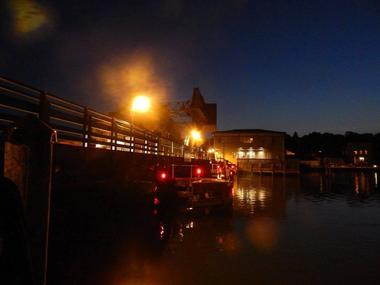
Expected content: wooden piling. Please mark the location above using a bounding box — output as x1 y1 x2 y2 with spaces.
26 128 54 285
4 115 55 285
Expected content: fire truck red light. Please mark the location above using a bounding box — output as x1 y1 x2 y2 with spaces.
160 172 167 179
153 198 160 205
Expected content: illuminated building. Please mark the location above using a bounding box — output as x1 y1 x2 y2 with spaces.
213 129 288 174
345 142 373 166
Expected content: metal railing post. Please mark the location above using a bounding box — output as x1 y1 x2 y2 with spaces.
39 92 50 124
130 123 134 152
144 132 147 154
155 136 159 156
83 107 89 147
111 117 116 150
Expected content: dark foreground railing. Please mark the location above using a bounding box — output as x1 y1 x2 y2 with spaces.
0 76 184 156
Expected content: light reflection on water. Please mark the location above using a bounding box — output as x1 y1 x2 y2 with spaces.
49 171 380 285
374 172 378 187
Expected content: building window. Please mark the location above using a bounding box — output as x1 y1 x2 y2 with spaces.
240 137 254 143
236 147 267 159
239 151 245 158
247 147 255 158
359 156 365 162
257 147 265 159
364 150 368 155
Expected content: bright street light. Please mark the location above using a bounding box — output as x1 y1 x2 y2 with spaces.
131 95 151 113
190 129 202 142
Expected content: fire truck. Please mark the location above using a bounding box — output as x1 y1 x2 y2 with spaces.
153 160 236 211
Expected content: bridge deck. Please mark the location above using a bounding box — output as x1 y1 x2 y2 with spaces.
0 76 185 157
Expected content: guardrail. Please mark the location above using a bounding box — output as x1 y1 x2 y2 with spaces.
0 76 184 156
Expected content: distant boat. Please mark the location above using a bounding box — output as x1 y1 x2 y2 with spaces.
156 163 234 209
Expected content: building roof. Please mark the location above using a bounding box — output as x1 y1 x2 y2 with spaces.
188 88 217 126
214 129 285 135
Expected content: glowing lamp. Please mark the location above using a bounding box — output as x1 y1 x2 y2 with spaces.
131 95 151 113
190 129 201 141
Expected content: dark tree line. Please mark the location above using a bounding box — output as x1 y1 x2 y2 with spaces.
285 132 380 162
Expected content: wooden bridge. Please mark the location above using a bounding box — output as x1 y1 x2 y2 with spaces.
0 76 185 158
0 76 191 285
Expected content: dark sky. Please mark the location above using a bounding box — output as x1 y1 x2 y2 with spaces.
1 0 380 134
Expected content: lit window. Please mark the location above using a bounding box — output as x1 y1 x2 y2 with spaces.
359 156 365 162
354 151 357 155
257 148 265 159
364 150 368 155
240 136 254 143
360 150 363 155
237 148 245 158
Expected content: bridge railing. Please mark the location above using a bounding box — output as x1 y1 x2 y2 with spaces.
0 76 184 157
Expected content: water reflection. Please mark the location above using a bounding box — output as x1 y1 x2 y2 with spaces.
234 184 268 214
374 172 378 188
49 172 380 285
297 172 380 204
233 175 294 218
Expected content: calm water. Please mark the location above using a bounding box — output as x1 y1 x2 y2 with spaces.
49 172 380 285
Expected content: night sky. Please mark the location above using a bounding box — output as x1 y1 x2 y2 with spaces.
1 0 380 134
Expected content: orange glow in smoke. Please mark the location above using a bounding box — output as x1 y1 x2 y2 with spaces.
98 52 167 111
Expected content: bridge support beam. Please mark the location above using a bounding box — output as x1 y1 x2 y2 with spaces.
4 115 56 285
